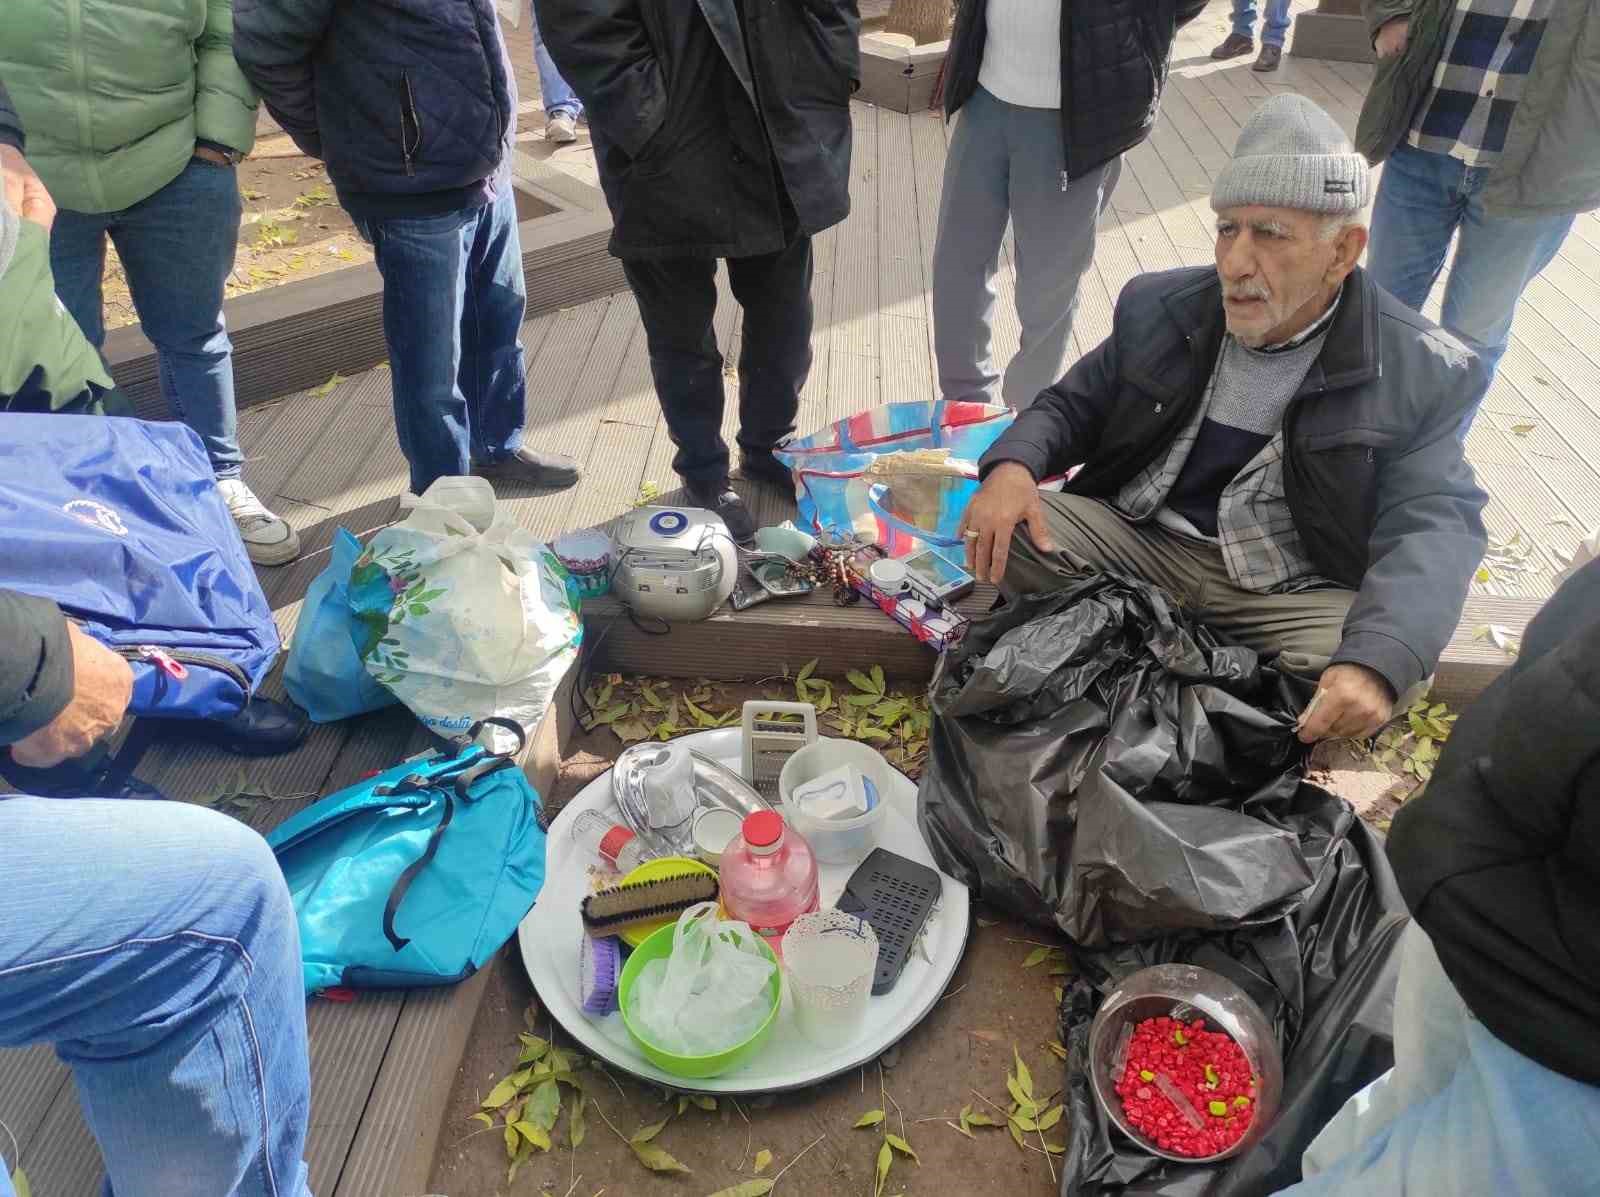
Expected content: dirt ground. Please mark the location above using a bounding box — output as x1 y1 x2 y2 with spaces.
425 668 1419 1197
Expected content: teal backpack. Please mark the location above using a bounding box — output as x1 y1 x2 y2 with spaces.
267 719 546 993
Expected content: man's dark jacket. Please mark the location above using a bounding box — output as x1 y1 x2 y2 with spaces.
943 0 1208 184
535 0 860 259
979 266 1489 700
1389 558 1600 1085
233 0 516 219
0 590 72 745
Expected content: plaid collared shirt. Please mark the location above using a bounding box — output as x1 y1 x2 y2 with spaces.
1409 0 1553 169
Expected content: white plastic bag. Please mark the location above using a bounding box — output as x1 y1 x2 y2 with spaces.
628 903 777 1056
351 476 581 752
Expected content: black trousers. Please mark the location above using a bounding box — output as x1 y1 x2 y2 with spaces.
621 233 814 485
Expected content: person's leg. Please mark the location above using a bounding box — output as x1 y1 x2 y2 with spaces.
1438 193 1575 378
727 234 814 463
0 796 310 1197
1261 0 1293 46
531 7 583 120
1186 557 1356 678
358 206 476 494
459 183 529 465
931 87 1013 406
111 160 245 480
1001 493 1205 605
1366 144 1468 315
1005 111 1120 410
1233 0 1260 41
47 209 113 350
621 254 727 485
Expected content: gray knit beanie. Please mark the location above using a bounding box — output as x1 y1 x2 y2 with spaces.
0 195 17 282
1211 94 1370 214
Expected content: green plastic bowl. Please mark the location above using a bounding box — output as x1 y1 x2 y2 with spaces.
617 921 782 1079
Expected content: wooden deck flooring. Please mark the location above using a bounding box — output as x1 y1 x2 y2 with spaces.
5 3 1597 1191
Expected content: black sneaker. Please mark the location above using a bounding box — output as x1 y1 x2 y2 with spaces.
737 451 794 494
167 696 312 758
474 446 581 490
684 477 756 543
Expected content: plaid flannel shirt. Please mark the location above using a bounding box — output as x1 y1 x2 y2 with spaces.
1410 0 1553 169
1116 330 1336 595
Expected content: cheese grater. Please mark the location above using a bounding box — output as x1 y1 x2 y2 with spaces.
740 701 817 802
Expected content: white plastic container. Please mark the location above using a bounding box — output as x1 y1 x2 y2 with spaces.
779 739 893 866
782 910 880 1047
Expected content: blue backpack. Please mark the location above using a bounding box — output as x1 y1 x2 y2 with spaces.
266 719 547 993
0 414 279 720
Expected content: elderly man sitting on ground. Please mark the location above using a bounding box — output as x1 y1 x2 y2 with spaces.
959 94 1488 744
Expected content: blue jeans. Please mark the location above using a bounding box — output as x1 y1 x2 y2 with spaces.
0 797 311 1197
50 158 245 480
353 182 528 494
1232 0 1292 46
1369 142 1575 382
531 7 583 119
1283 924 1600 1196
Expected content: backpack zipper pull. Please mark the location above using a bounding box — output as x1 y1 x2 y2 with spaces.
1060 169 1070 193
137 645 189 680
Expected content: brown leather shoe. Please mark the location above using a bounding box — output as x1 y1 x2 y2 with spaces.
1253 45 1283 72
1211 33 1254 60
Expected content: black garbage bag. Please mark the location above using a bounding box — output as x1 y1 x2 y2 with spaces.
914 572 1409 1194
918 572 1317 945
1056 793 1407 1195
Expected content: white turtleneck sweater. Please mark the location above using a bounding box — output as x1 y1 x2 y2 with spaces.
978 0 1063 110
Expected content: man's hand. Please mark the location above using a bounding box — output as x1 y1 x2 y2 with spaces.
1375 18 1409 59
10 624 134 769
957 462 1053 585
1297 663 1395 744
0 144 57 230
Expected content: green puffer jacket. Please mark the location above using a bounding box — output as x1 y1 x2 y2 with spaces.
0 0 258 214
1357 0 1600 219
0 201 124 416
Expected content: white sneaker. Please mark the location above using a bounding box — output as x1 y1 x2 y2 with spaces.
217 478 301 566
546 113 579 144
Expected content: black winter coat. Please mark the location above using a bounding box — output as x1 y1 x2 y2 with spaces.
535 0 860 259
1388 559 1600 1085
979 267 1489 700
944 0 1208 183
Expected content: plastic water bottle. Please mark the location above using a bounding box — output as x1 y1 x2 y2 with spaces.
571 811 654 872
719 810 819 957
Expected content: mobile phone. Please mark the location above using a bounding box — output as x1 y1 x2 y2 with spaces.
901 548 976 605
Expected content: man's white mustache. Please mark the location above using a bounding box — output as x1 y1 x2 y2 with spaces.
1225 285 1271 303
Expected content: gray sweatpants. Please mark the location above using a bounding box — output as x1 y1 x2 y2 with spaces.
932 86 1120 411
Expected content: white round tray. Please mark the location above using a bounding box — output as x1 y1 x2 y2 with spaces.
517 727 970 1093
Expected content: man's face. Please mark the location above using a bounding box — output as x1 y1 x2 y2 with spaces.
1213 205 1361 347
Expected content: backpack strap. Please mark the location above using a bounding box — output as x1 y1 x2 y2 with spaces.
381 717 528 952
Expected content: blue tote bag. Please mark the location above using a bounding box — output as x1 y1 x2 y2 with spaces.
284 528 400 722
0 414 279 719
267 719 547 993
